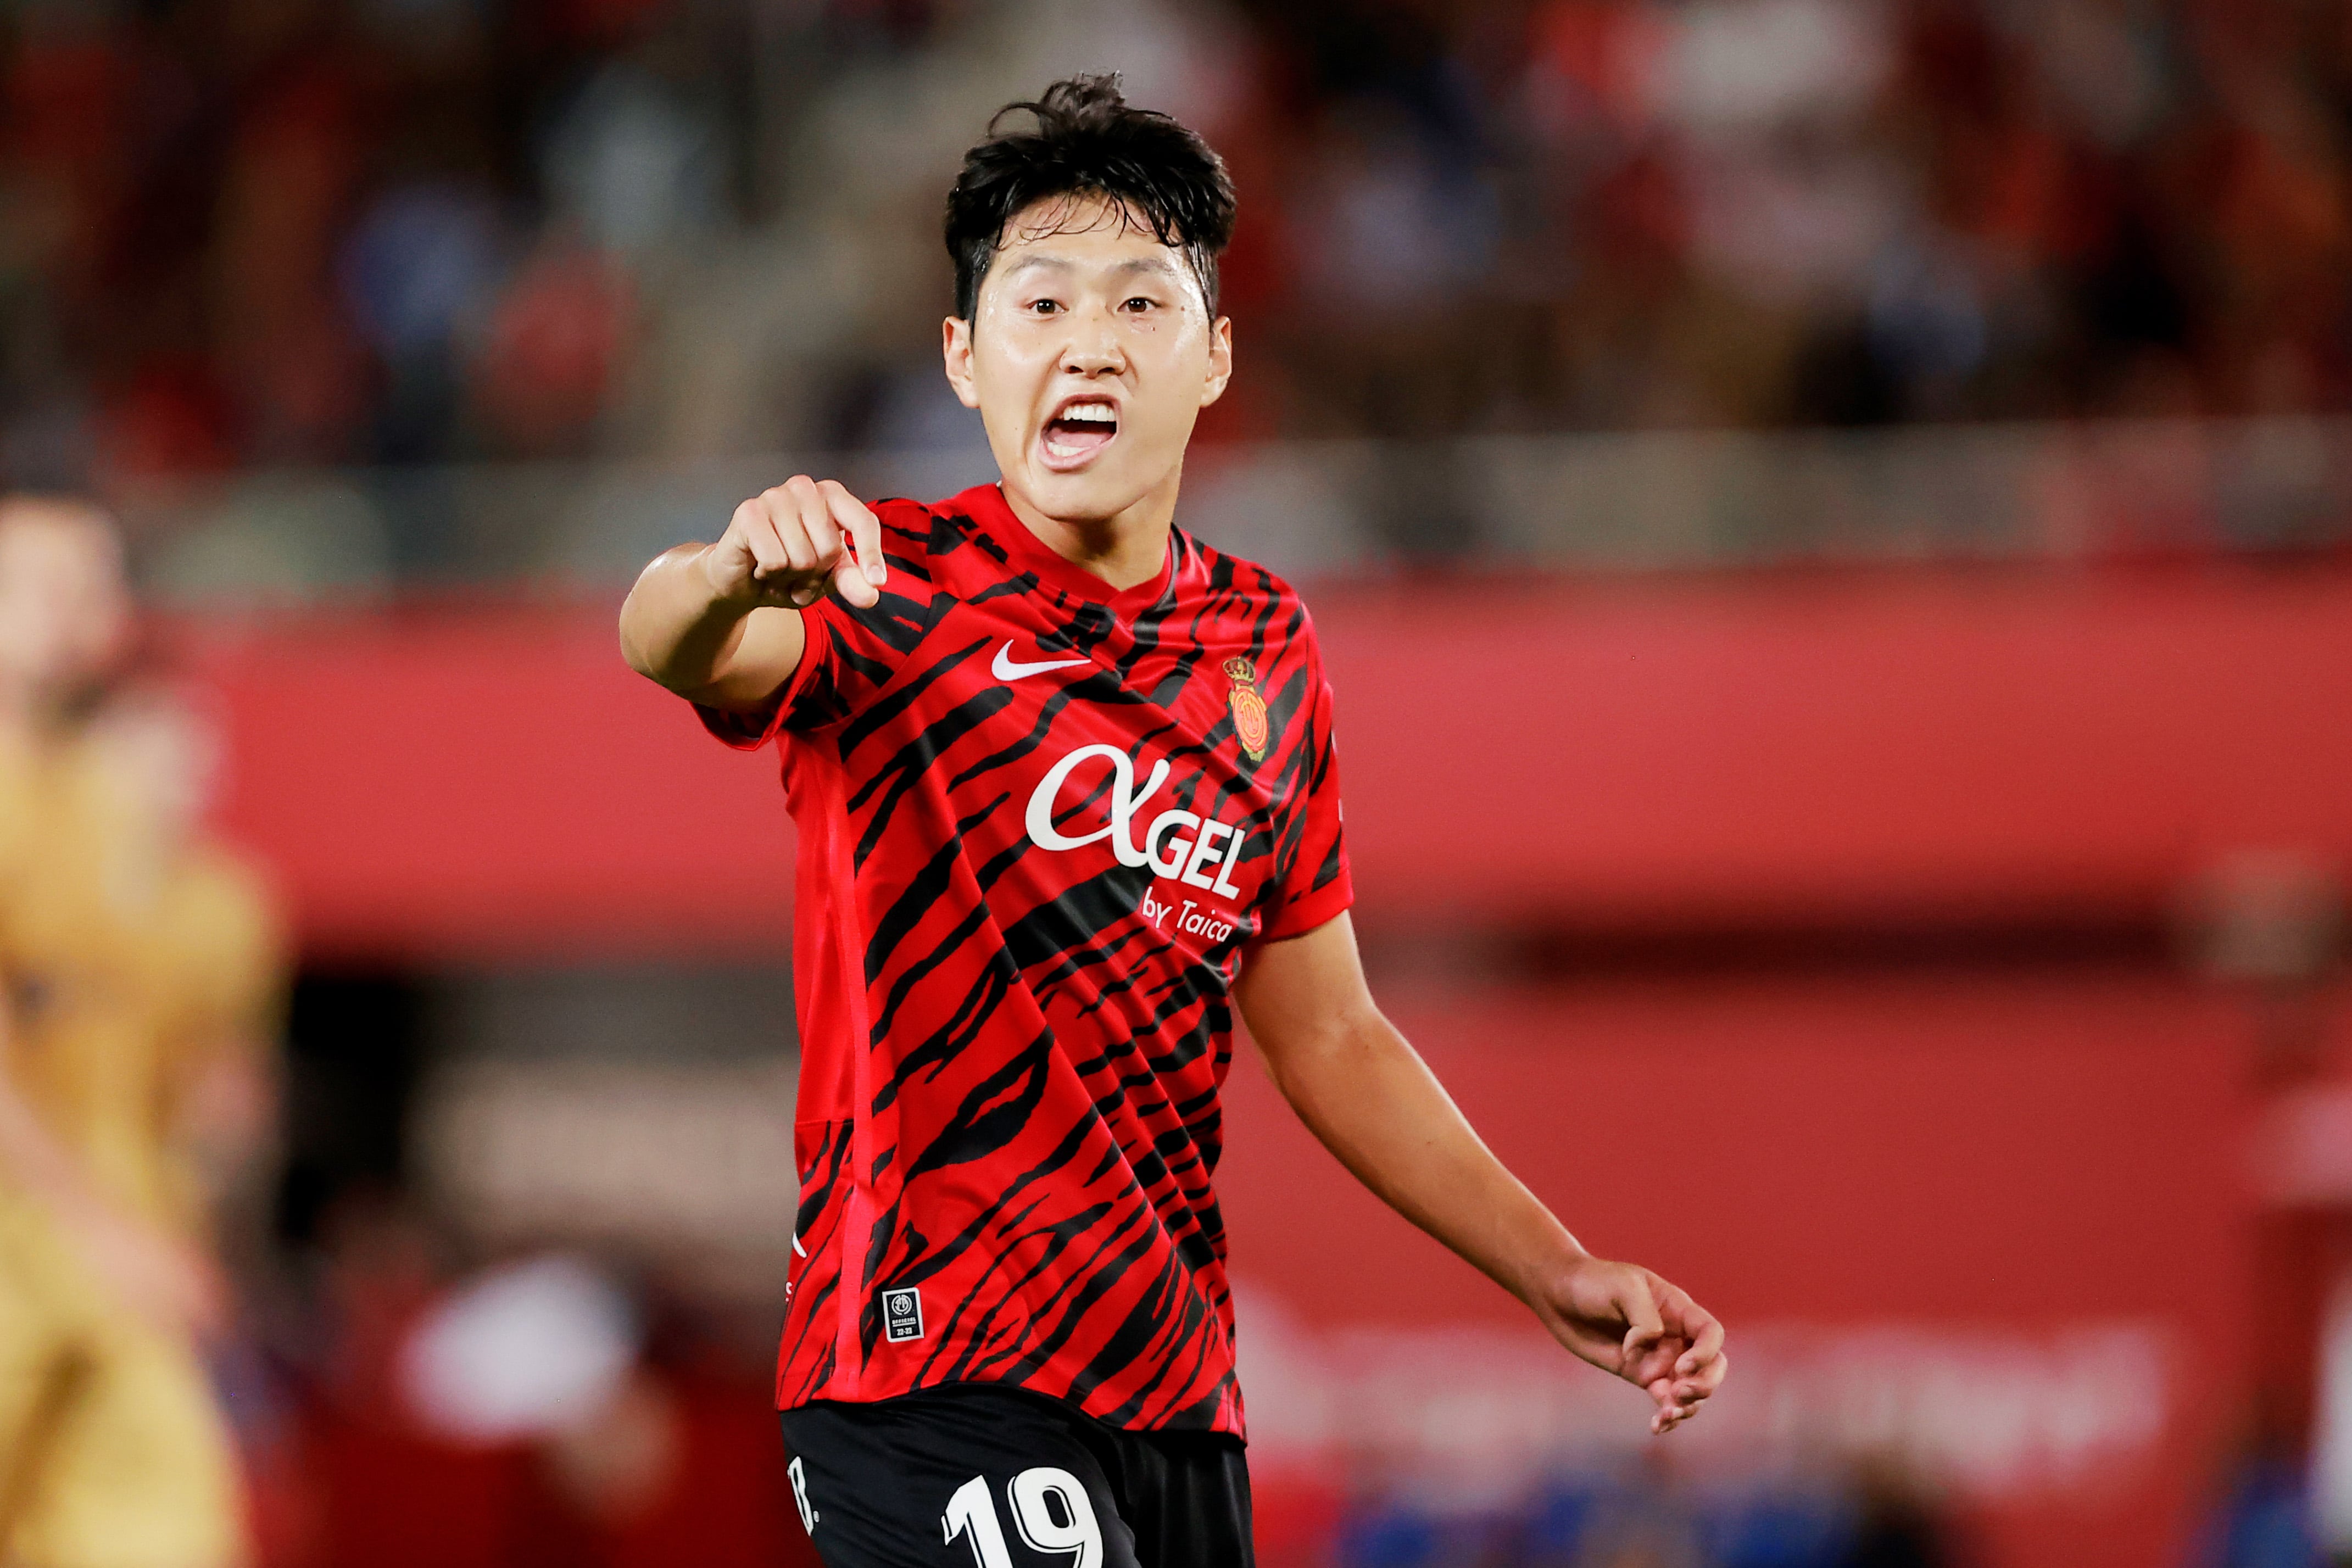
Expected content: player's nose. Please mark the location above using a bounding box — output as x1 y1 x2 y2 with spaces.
1058 309 1125 376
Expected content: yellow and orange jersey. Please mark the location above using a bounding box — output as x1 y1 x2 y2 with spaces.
0 730 285 1235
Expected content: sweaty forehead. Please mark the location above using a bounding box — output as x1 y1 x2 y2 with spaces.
985 195 1207 306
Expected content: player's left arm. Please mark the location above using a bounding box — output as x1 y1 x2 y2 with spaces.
1234 912 1726 1434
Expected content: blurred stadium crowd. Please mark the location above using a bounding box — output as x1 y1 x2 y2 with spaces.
5 0 2352 492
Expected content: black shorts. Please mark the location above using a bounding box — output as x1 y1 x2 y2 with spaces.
778 1384 1254 1568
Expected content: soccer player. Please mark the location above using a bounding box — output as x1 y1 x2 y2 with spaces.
621 76 1725 1567
0 500 262 1568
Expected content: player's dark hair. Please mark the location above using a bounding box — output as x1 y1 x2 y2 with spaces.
945 74 1236 322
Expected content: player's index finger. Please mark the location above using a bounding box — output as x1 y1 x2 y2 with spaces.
820 481 887 584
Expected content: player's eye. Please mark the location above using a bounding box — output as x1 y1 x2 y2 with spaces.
1122 297 1156 313
1029 298 1063 316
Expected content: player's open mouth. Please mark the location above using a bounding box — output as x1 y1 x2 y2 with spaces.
1039 396 1119 469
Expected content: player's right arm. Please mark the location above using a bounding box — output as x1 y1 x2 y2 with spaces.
619 476 887 711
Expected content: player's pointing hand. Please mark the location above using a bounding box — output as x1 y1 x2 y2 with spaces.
706 475 888 612
1535 1256 1726 1435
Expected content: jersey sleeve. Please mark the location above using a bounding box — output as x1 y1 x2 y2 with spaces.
1258 667 1355 942
695 507 944 749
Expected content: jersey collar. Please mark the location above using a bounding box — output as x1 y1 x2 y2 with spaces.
952 483 1178 621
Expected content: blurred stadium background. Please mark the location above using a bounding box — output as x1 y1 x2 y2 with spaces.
5 0 2352 1564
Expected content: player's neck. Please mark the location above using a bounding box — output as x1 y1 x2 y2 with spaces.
995 468 1179 594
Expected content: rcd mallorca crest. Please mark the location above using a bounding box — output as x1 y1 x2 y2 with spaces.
1224 657 1269 761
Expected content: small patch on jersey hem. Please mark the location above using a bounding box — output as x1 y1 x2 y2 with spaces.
882 1287 924 1342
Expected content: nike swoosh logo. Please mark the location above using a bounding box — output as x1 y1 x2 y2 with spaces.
993 641 1093 681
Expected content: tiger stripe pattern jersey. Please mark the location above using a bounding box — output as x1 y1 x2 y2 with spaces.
699 482 1351 1439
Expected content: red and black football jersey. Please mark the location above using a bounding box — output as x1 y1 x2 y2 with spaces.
698 482 1351 1439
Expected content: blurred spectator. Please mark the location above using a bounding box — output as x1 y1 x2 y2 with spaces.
338 181 509 461
539 59 728 258
471 243 634 455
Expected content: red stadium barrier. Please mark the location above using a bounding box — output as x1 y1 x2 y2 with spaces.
181 565 2352 957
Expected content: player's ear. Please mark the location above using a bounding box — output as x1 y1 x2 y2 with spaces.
1200 315 1234 408
943 317 981 410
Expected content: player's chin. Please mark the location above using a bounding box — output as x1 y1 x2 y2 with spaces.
1019 459 1141 521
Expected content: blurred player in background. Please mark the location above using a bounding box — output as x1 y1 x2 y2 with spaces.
0 498 285 1568
623 76 1726 1567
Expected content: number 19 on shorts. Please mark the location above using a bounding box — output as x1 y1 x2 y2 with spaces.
943 1469 1102 1567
